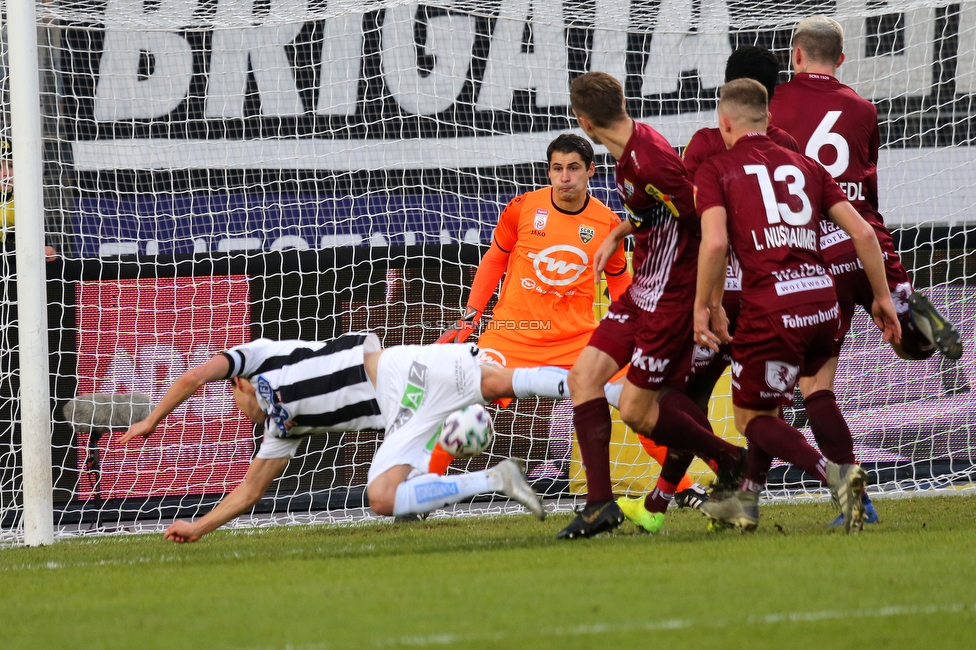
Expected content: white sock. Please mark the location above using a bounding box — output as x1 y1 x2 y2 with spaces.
392 470 501 516
511 366 570 399
604 381 623 409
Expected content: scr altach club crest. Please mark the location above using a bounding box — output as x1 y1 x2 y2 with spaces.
579 225 596 244
764 360 799 393
533 209 549 230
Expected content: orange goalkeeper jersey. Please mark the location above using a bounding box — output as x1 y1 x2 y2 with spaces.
473 188 629 365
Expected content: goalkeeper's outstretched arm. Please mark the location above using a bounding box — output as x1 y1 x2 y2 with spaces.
437 240 511 343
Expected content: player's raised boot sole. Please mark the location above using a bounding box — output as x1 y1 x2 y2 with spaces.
616 496 665 534
827 462 867 534
557 500 624 540
700 490 759 532
909 293 963 360
492 458 545 521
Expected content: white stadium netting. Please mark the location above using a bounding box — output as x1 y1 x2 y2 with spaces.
1 0 974 541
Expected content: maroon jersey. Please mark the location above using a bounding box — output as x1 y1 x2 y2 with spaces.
770 73 884 260
614 121 698 313
694 133 847 314
682 125 800 304
682 124 800 179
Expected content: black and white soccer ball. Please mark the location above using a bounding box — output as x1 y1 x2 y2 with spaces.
438 404 493 457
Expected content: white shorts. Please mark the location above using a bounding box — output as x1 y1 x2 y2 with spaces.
366 343 485 485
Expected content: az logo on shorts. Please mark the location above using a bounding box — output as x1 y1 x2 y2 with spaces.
765 361 799 393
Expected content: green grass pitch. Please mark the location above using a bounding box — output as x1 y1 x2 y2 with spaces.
2 495 975 649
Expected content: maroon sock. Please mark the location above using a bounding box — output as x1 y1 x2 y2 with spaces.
660 448 694 485
742 445 774 493
744 415 828 484
643 477 677 514
574 397 614 503
804 390 856 465
651 391 741 470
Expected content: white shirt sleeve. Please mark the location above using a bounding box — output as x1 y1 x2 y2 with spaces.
221 338 289 379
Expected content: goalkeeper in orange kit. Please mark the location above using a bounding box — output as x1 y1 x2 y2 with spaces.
434 134 706 510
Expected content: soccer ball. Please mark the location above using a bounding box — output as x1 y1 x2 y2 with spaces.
438 404 493 457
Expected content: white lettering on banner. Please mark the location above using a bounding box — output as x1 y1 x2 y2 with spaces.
774 275 833 296
527 245 588 286
97 345 235 419
95 0 194 121
591 0 629 86
206 0 305 118
383 5 476 115
476 0 569 111
820 228 851 250
317 13 364 115
641 0 731 95
836 0 934 99
780 303 840 329
957 4 976 94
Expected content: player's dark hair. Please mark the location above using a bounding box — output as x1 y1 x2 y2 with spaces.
719 79 769 124
793 16 845 65
547 134 594 168
570 72 627 128
725 46 781 100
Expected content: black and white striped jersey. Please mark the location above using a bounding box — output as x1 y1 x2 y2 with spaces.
222 333 384 438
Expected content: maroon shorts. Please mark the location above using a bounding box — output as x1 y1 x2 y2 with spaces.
587 291 694 392
730 301 840 410
824 234 911 352
691 296 741 389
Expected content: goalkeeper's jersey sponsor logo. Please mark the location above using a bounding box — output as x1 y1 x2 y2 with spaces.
527 245 588 286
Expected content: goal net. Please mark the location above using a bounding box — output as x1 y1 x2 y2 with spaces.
1 0 974 541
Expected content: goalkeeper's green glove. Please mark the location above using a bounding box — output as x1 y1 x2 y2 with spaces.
436 306 482 344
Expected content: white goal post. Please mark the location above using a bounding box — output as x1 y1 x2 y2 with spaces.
1 0 975 543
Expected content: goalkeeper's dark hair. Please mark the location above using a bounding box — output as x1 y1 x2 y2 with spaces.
570 72 627 128
719 79 769 126
725 46 781 100
547 134 594 169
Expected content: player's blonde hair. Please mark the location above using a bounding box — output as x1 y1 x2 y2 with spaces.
793 15 845 64
718 79 769 126
570 72 627 128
